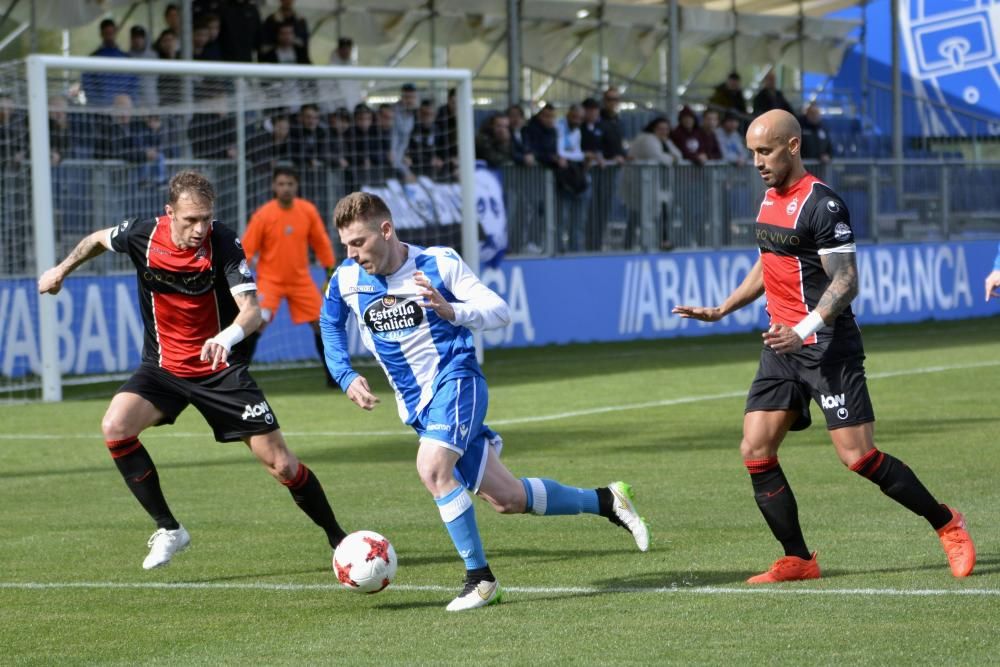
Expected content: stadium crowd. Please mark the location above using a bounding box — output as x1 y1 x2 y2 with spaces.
0 1 846 258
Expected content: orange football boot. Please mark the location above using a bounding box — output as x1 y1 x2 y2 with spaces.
747 552 821 584
937 506 975 578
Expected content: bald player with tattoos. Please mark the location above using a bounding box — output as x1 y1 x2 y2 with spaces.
672 110 976 583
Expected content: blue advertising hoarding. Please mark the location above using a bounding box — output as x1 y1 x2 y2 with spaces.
1 239 997 378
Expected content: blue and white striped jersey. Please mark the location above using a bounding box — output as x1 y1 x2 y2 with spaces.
320 245 510 424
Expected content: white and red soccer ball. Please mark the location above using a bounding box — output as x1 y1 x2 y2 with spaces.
333 530 397 594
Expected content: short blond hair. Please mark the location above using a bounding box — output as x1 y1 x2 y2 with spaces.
333 191 392 230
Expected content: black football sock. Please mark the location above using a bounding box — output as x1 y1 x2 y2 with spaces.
106 437 179 530
850 449 952 530
746 457 811 560
313 331 337 388
465 565 495 583
282 463 348 548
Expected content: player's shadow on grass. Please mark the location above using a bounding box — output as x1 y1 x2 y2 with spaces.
592 570 750 588
823 555 1000 578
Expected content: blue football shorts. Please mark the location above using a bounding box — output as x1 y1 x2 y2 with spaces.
412 375 501 493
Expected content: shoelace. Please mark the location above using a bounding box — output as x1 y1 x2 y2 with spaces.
146 529 166 548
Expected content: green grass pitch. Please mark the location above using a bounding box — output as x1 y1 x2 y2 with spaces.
1 318 998 665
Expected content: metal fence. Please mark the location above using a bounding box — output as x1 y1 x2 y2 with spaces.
501 159 1000 257
3 158 999 278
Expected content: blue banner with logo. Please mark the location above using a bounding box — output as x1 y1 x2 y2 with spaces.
1 239 997 378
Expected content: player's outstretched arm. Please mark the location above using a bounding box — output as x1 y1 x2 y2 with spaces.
985 270 1000 302
38 228 113 295
673 257 764 322
200 290 264 370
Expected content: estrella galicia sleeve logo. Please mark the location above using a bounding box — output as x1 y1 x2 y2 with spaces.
362 295 424 341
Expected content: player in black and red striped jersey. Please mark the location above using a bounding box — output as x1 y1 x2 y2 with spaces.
38 171 348 570
673 110 975 583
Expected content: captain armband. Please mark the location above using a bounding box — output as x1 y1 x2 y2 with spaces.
210 323 245 352
792 311 825 341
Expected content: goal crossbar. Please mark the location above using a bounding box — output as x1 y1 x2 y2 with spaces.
26 55 479 401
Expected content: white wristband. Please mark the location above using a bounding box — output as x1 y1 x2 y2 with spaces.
211 323 245 352
792 311 825 341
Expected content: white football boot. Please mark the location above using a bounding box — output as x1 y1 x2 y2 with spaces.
608 481 650 552
142 525 191 570
445 578 503 612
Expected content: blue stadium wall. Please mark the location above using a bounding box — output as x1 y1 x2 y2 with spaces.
1 239 998 377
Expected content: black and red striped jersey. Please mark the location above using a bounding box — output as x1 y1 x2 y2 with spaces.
755 172 857 344
109 215 256 376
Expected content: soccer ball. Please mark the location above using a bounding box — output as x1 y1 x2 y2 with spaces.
332 530 397 594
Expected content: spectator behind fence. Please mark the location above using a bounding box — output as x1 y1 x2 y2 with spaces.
259 20 311 108
753 70 793 117
259 21 310 65
507 104 535 167
82 19 138 106
127 26 159 109
376 103 396 180
699 109 724 160
670 106 714 166
48 95 73 165
625 116 682 251
580 97 604 163
154 31 182 106
598 87 628 164
327 107 351 170
555 104 591 252
708 71 748 117
320 37 363 114
162 4 181 54
188 89 237 160
523 104 561 170
289 104 330 168
260 0 310 57
799 103 833 163
134 114 175 186
407 99 445 180
191 16 220 61
218 0 261 62
475 113 513 169
390 83 419 177
248 112 293 173
345 103 383 188
716 111 747 165
95 95 145 162
628 116 683 166
435 88 459 177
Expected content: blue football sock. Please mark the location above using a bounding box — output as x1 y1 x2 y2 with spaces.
521 478 600 516
435 486 487 570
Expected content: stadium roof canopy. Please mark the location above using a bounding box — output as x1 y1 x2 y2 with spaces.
3 0 867 105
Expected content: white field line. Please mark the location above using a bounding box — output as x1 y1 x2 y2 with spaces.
0 581 996 597
2 359 999 442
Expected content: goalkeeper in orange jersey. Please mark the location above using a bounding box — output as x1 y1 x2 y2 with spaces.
242 167 339 386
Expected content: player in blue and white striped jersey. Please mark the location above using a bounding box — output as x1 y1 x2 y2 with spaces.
321 192 650 611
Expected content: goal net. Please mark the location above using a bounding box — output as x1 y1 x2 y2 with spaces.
1 55 478 401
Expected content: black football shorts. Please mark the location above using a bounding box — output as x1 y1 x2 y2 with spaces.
117 362 280 442
745 331 876 431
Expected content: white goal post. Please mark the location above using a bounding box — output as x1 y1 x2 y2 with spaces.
25 54 480 402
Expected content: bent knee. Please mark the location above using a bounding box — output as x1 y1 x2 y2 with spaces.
101 412 133 440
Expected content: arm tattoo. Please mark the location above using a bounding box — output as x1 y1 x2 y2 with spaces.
232 290 259 309
63 234 106 272
817 253 859 319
